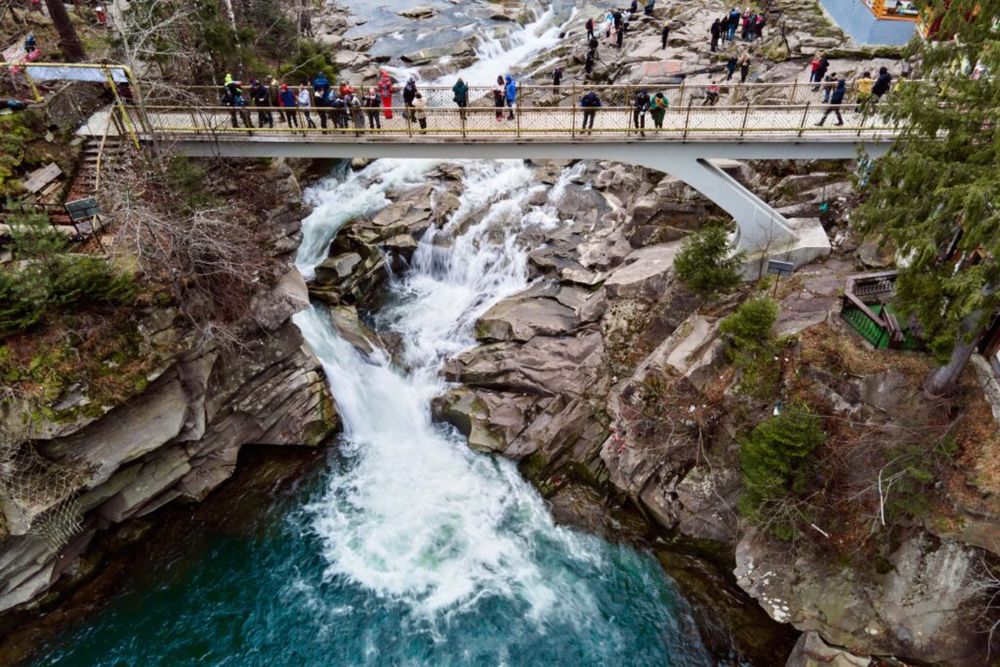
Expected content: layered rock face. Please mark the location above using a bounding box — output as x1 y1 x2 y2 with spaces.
0 163 336 614
309 154 994 666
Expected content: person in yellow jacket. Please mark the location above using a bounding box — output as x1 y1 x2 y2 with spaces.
854 70 874 113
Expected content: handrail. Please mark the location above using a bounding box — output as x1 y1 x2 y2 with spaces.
120 102 897 142
842 271 899 333
93 106 116 193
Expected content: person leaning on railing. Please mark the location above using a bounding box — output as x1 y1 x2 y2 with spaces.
278 83 298 128
363 88 381 130
298 84 316 129
649 92 668 129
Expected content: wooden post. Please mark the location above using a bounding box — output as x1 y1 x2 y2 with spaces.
677 81 685 108
406 106 412 138
789 80 799 103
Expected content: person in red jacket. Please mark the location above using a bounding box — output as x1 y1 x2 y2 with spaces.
377 71 394 120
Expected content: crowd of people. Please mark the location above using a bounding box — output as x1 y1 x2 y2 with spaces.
213 4 899 135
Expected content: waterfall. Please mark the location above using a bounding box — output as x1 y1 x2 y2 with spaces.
290 159 712 662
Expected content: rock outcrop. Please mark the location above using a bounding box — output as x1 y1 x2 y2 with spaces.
0 162 337 614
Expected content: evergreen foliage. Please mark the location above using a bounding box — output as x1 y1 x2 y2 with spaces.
855 0 1000 391
674 226 744 298
739 403 826 540
0 212 135 337
720 296 784 398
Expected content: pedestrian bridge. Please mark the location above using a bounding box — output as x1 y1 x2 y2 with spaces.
82 81 901 270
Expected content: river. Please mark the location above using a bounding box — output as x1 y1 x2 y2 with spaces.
31 6 723 666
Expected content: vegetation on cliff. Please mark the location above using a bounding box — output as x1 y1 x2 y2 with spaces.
856 0 1000 395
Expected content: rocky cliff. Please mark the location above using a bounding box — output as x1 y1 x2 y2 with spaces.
0 161 337 616
307 153 997 665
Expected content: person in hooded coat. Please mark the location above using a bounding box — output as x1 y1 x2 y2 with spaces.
504 74 517 121
633 89 650 136
377 71 394 120
403 77 418 121
452 78 469 119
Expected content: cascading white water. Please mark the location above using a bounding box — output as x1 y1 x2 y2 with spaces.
294 160 605 618
286 159 709 664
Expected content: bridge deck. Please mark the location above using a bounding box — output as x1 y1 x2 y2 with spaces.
81 104 898 145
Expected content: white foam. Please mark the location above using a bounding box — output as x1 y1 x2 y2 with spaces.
294 160 604 623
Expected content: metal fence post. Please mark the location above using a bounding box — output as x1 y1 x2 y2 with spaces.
677 81 685 108
571 84 577 139
516 84 521 139
798 102 811 136
789 80 798 103
740 101 751 138
406 108 413 138
683 100 693 140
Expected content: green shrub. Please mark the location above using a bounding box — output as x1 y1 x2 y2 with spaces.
0 211 135 337
674 226 744 298
739 403 826 540
719 296 786 398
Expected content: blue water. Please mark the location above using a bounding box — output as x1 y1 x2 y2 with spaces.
31 159 714 667
32 452 708 666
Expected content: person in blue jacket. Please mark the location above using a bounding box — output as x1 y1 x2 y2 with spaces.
312 72 331 129
815 75 846 126
504 74 517 120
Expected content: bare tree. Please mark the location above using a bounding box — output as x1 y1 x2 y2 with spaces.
98 150 268 344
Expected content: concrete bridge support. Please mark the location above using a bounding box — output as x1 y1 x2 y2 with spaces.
170 137 892 272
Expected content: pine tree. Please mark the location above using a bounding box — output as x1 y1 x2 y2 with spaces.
855 1 999 395
739 403 826 540
674 225 744 298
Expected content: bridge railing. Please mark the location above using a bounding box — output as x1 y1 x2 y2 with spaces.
143 80 925 110
128 102 898 141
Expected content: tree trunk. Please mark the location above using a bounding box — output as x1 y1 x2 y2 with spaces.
44 0 85 62
925 314 984 396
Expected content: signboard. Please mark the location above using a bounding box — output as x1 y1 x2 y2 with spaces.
25 65 129 83
767 260 794 278
65 197 100 221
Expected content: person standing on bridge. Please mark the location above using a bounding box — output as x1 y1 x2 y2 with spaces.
298 84 316 129
649 92 668 129
580 90 601 134
854 71 874 113
250 79 274 129
278 83 298 128
871 66 893 104
504 74 517 121
345 92 364 135
403 77 418 121
815 74 846 126
633 89 650 136
810 54 829 91
313 72 331 129
452 78 469 119
363 88 381 130
710 19 721 52
661 20 671 50
377 71 394 120
412 92 428 133
493 76 505 121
